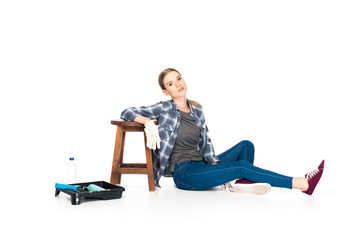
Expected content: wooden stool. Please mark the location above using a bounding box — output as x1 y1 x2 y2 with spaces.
110 120 155 191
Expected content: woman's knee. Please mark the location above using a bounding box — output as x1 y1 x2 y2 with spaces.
239 140 254 151
239 140 255 164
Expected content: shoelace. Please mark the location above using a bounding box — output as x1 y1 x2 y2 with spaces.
306 168 320 180
220 182 234 192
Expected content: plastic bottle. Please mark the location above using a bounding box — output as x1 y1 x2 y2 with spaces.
67 157 77 183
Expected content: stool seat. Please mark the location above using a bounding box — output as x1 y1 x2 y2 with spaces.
111 120 145 128
110 120 155 191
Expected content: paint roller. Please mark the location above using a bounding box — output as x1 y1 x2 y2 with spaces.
55 183 106 192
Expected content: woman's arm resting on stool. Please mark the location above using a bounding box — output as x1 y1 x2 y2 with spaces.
134 115 152 124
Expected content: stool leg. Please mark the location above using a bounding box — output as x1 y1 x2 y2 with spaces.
111 126 125 185
144 132 155 191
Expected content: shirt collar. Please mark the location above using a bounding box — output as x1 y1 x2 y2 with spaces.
169 99 178 111
170 99 195 114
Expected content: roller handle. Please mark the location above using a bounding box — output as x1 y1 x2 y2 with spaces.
55 183 80 192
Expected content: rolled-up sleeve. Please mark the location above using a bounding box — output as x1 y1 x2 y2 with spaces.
120 102 163 121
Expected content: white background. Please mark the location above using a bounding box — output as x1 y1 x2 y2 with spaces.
1 0 359 239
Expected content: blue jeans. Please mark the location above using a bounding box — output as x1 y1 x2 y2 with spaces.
172 140 293 190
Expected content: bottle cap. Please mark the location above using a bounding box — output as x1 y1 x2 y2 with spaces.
69 157 74 161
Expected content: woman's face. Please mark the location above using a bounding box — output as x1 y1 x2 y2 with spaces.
162 71 187 98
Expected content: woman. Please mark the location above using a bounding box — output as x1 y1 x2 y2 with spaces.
120 68 326 195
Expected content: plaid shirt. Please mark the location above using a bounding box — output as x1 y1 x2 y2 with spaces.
120 99 219 187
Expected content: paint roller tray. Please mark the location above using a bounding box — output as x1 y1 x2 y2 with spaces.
55 181 125 205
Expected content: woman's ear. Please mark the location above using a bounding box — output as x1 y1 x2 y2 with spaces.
162 89 169 96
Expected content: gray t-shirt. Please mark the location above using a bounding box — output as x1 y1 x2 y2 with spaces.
168 111 204 172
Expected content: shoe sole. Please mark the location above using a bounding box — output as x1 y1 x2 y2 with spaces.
311 159 329 196
231 183 271 195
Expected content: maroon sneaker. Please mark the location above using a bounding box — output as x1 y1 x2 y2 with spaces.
233 179 271 195
303 160 326 196
235 179 255 184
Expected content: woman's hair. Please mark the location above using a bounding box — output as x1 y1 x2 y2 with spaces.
158 68 202 108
